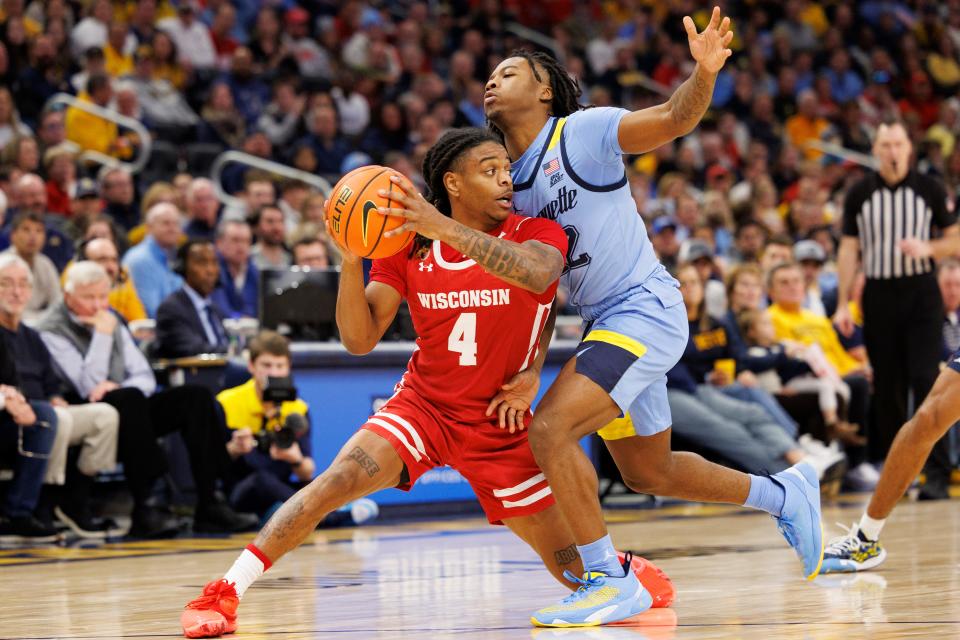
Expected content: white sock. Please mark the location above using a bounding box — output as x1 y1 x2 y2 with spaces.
858 513 886 541
223 547 270 599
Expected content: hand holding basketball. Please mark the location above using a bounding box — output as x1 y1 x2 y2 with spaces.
326 165 415 259
323 200 361 266
379 175 455 242
684 7 733 74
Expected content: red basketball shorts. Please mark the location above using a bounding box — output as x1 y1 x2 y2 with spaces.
361 386 555 524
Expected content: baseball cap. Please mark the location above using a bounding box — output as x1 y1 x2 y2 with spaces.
286 7 309 25
651 215 678 235
794 239 826 263
682 239 714 263
75 178 99 199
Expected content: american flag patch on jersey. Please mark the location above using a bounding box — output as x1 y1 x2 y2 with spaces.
543 158 560 176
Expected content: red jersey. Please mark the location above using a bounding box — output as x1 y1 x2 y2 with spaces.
369 214 568 425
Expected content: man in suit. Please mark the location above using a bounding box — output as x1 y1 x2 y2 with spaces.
155 240 228 358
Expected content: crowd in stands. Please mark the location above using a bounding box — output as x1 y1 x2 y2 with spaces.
2 0 960 541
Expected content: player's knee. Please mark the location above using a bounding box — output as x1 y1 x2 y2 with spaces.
909 401 945 444
620 453 674 495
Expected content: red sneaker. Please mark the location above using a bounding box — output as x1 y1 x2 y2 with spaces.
181 579 239 638
618 552 676 608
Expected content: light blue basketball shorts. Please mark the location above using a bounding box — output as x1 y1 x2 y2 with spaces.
573 268 689 440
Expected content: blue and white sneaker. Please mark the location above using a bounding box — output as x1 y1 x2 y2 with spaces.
821 523 886 573
772 462 825 580
530 553 653 627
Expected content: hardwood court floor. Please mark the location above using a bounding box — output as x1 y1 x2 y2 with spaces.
2 496 959 639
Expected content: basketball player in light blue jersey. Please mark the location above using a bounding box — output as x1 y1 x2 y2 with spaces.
480 7 825 627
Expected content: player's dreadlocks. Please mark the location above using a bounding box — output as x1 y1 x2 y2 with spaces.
487 49 584 142
410 127 502 257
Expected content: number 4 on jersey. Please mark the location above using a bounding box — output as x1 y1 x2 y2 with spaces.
448 312 478 366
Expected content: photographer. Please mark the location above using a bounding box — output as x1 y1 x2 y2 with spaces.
217 330 317 517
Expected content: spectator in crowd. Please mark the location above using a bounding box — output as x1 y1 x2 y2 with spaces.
732 220 768 264
200 81 246 150
257 79 305 149
249 203 290 270
650 216 681 273
183 178 220 241
667 264 843 478
155 239 227 358
150 30 188 92
64 73 129 159
292 235 330 270
38 261 257 536
34 109 68 157
282 6 333 81
122 202 182 318
793 239 830 317
42 144 75 218
5 135 39 173
0 254 59 542
103 19 134 77
157 0 215 71
223 174 274 222
99 166 138 232
126 180 178 248
64 178 103 241
0 86 31 150
2 211 60 323
0 253 120 538
128 44 199 136
785 89 831 160
224 47 270 129
296 105 349 177
767 262 873 457
212 219 257 320
76 236 146 324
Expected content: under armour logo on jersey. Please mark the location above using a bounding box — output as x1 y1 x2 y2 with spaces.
418 262 433 272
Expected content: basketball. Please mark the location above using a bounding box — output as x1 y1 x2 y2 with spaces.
326 165 415 259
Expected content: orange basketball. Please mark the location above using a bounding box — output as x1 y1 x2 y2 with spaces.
326 165 415 259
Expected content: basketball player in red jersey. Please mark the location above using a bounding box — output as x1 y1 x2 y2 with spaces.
179 129 673 638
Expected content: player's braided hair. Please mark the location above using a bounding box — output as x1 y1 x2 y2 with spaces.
487 49 584 142
410 127 502 257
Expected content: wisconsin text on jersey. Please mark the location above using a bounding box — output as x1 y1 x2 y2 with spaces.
415 288 511 310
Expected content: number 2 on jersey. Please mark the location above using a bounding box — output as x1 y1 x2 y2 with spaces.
448 312 478 366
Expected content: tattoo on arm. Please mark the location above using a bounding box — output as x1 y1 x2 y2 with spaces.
667 66 715 131
449 226 560 292
347 446 381 478
554 543 579 566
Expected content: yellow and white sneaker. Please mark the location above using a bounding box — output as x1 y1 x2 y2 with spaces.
531 553 653 627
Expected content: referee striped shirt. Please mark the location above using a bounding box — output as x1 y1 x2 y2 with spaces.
842 171 955 279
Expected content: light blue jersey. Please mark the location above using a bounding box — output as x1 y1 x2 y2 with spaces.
510 107 664 317
510 107 687 438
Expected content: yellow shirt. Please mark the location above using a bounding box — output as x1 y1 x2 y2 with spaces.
64 92 118 156
785 114 830 160
111 271 148 323
104 43 133 77
767 303 861 376
217 378 309 435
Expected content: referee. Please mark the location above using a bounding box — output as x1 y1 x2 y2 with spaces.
835 120 960 490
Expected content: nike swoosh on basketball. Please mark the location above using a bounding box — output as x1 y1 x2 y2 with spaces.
361 200 378 247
